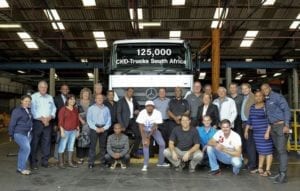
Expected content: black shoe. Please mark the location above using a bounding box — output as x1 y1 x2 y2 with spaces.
31 164 38 170
210 169 221 176
41 163 48 168
269 173 280 180
273 173 288 184
88 164 94 169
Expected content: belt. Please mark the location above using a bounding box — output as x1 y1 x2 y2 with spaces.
271 121 284 125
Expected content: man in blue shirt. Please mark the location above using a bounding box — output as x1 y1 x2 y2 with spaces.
87 94 111 168
261 83 291 184
30 80 56 169
197 115 217 166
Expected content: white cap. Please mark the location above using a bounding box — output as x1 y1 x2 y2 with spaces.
145 100 155 106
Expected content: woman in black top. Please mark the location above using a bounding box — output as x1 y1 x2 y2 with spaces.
8 95 33 175
197 93 219 127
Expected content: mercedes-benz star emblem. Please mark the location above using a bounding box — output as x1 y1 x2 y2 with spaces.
145 88 157 100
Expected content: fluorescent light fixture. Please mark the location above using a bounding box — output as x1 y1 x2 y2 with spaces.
245 58 253 62
139 22 161 29
273 72 282 77
262 0 276 6
235 74 243 80
44 9 65 30
245 30 259 38
93 31 105 39
44 9 61 21
81 58 88 63
198 72 206 80
40 59 47 63
261 74 267 78
87 72 94 78
240 40 254 47
172 0 186 6
207 58 211 62
211 8 229 28
51 22 65 30
289 13 300 29
129 8 143 20
54 73 58 79
0 24 21 28
82 0 96 7
286 58 294 63
248 79 253 82
96 40 108 48
17 32 31 39
17 70 26 74
24 41 39 49
0 0 9 8
169 31 181 38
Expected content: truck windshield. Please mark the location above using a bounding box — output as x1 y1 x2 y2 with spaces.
111 42 192 72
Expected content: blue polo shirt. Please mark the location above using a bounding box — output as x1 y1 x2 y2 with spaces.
197 126 217 147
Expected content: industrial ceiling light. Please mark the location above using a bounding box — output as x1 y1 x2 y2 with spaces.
87 72 94 78
129 8 143 20
172 0 186 6
138 22 161 29
240 30 259 47
273 73 282 77
235 74 243 80
211 8 229 29
262 0 276 6
40 59 47 63
289 13 300 29
198 72 206 80
17 70 26 74
245 30 259 38
81 58 88 63
96 40 108 48
286 58 294 63
261 74 267 78
44 9 65 30
240 40 254 47
17 32 31 39
82 0 96 7
0 24 21 28
24 41 39 49
245 58 253 62
0 0 9 8
93 31 105 39
169 31 181 39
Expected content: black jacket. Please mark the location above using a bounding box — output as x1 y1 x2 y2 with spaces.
117 97 140 129
54 94 66 125
196 103 219 127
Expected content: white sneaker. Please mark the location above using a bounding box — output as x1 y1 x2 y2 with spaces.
120 162 127 169
157 163 170 168
141 165 148 171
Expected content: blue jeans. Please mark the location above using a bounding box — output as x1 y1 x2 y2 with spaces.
207 146 242 175
143 130 165 166
58 130 77 153
14 133 31 171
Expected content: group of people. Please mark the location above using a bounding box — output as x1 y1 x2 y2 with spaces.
8 80 291 184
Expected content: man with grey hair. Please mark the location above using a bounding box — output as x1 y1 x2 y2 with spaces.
213 87 237 128
185 81 203 127
30 80 56 169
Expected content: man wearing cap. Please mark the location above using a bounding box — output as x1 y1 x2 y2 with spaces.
136 100 170 172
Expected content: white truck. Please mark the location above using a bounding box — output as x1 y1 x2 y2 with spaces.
109 39 194 104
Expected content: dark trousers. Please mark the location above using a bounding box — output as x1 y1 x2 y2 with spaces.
88 129 107 165
30 120 52 166
271 123 288 173
125 119 141 155
166 120 179 143
243 122 257 169
104 154 130 164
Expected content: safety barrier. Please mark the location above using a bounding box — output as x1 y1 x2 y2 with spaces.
287 109 300 151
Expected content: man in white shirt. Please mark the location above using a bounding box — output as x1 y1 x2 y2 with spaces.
213 87 237 128
136 101 169 171
207 119 243 175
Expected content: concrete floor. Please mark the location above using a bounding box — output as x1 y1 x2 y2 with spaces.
0 131 300 191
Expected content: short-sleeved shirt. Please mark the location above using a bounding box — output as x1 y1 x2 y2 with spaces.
169 126 200 151
153 97 170 120
136 109 163 132
185 93 203 118
168 98 189 117
213 130 241 151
